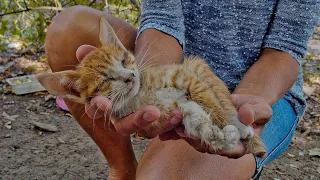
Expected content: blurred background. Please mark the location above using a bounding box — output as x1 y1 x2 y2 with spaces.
0 1 319 179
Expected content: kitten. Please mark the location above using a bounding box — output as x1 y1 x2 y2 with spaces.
38 17 266 157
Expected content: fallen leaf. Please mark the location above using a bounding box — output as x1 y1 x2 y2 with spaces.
30 121 59 132
287 153 296 158
65 113 73 118
289 164 298 168
303 85 316 96
34 91 48 95
38 131 43 136
308 148 320 157
4 121 12 129
44 94 56 101
2 111 19 121
275 171 285 175
57 137 66 144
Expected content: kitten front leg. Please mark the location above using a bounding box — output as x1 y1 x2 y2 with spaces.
179 101 240 151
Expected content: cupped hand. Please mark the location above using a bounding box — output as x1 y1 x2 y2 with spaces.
160 93 272 158
76 45 183 137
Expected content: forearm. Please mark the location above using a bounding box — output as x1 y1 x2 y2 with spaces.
234 48 300 106
134 29 183 65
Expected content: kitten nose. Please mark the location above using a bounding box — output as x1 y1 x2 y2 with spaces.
125 77 135 84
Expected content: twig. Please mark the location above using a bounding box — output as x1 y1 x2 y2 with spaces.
89 0 97 7
22 0 28 9
0 9 30 17
130 0 140 10
32 6 64 11
0 6 64 17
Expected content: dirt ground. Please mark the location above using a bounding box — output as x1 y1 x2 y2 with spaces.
0 27 320 180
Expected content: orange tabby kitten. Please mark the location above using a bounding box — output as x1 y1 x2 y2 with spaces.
38 17 266 157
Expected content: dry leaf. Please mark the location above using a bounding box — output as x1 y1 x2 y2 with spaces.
308 148 320 157
37 131 43 136
44 94 56 101
289 164 298 168
303 85 316 96
34 91 48 95
65 113 73 118
287 153 296 158
4 121 12 129
30 121 58 132
2 111 19 121
57 137 66 144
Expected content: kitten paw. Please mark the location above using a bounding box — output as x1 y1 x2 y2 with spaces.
180 101 226 150
229 115 254 139
222 125 240 151
199 123 226 150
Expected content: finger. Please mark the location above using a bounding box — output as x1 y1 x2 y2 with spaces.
139 109 183 138
238 103 272 126
113 106 160 136
237 103 255 125
159 130 181 141
214 143 246 159
76 45 97 62
175 126 200 140
85 96 112 119
175 127 209 153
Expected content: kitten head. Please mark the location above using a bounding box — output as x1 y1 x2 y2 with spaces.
38 17 140 107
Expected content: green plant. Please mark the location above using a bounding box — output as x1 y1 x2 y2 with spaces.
0 0 140 52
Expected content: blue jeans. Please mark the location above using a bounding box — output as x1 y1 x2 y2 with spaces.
253 98 299 178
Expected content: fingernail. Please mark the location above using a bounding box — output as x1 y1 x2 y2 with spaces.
142 112 158 122
170 116 182 124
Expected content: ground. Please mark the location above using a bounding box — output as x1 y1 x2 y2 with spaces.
0 26 319 180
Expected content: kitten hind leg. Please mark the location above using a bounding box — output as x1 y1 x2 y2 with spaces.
228 114 254 139
179 101 240 151
228 114 266 157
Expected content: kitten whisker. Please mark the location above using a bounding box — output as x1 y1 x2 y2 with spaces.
136 37 158 65
137 38 159 67
92 102 104 131
138 53 162 72
116 27 136 48
79 72 101 82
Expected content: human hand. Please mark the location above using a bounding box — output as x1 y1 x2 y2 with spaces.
76 45 183 137
159 94 272 158
231 94 273 135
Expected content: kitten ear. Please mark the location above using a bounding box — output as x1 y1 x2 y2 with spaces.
38 71 85 104
99 17 126 50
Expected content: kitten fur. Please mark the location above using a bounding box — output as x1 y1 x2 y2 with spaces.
38 17 266 157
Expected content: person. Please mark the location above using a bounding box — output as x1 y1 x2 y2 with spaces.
45 1 319 179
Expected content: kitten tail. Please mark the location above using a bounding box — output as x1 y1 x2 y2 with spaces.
243 135 267 158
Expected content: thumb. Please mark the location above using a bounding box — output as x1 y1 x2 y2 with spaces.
238 103 272 126
113 106 160 136
76 45 97 62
